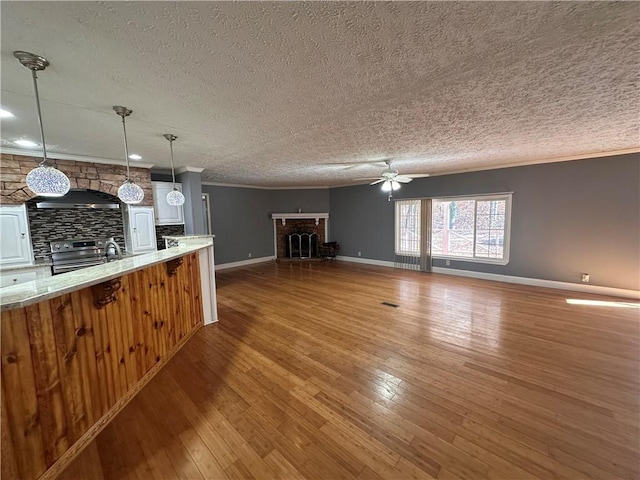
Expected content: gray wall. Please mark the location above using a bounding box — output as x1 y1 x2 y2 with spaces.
201 186 330 265
330 154 640 290
271 189 330 213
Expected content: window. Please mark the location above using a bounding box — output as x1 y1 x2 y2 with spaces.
394 194 512 265
432 194 511 264
395 200 421 255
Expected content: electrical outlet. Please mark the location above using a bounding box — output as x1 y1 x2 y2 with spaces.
581 273 590 283
445 259 451 266
248 252 252 258
357 251 362 257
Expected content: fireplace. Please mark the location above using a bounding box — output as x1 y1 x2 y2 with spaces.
287 231 319 258
271 213 329 260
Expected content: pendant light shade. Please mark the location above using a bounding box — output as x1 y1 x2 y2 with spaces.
113 106 144 204
166 188 185 206
26 165 71 197
163 134 185 207
118 180 145 204
14 51 70 197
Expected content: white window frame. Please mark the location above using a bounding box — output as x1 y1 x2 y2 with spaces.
395 199 421 256
432 193 512 265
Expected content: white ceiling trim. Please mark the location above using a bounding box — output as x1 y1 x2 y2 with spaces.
201 181 332 190
425 147 640 178
176 166 205 174
202 147 640 190
0 147 155 169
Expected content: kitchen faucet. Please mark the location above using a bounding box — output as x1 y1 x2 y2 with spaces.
105 238 123 261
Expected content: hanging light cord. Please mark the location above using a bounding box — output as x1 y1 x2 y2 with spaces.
120 114 131 181
31 69 48 167
169 138 177 188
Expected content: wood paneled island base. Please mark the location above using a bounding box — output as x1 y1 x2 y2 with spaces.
1 252 205 480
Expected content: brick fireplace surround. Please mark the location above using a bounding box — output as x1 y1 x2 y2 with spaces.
271 213 329 259
0 153 153 206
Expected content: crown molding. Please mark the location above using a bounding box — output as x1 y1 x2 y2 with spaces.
0 147 155 169
425 147 640 178
201 181 331 190
176 166 205 174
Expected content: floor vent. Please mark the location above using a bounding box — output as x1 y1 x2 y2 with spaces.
381 301 399 308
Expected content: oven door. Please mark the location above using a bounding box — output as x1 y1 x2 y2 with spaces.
52 258 107 275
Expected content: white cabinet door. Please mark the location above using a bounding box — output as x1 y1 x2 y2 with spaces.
128 206 157 253
152 181 184 225
0 205 34 266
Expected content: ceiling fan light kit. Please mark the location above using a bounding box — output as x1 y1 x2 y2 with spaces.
356 158 431 198
14 51 71 197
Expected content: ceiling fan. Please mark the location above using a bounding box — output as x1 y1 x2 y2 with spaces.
354 159 430 198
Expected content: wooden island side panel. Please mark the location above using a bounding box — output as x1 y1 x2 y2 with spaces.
0 252 204 480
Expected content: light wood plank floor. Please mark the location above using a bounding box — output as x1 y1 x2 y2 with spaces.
61 261 640 480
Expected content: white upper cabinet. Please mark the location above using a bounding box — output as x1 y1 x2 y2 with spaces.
0 205 34 267
124 206 157 254
152 181 184 225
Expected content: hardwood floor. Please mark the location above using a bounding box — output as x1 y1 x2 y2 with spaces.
60 261 640 480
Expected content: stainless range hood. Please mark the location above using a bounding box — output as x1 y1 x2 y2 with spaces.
36 189 120 209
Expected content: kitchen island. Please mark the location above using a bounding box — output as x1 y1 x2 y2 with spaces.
0 236 217 480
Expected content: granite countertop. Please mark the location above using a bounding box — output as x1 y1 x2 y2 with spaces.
0 238 214 311
0 259 53 272
162 234 216 240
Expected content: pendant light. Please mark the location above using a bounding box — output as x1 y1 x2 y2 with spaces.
14 51 70 197
113 106 144 204
163 134 185 206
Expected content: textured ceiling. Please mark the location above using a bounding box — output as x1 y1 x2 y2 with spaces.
1 2 638 187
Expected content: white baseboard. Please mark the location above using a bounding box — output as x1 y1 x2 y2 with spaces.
215 256 274 271
336 255 396 268
336 256 639 299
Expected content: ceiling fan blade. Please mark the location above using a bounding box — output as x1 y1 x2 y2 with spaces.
369 178 385 185
352 177 383 181
407 173 431 179
394 175 413 183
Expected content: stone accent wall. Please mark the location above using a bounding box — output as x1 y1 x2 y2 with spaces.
275 218 325 258
0 153 153 206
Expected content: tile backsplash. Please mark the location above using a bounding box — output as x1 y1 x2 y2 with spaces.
155 224 185 250
27 202 126 259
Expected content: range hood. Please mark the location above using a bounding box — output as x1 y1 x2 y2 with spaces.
35 189 120 209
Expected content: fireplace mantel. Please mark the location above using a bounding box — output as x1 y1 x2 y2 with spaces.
271 213 329 259
271 212 329 226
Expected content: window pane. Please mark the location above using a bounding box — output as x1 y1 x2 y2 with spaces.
396 200 420 255
432 200 475 257
431 202 445 255
432 195 510 263
475 200 506 259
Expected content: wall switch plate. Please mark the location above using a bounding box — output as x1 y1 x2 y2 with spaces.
357 251 362 257
248 252 252 258
581 273 590 283
446 260 451 266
